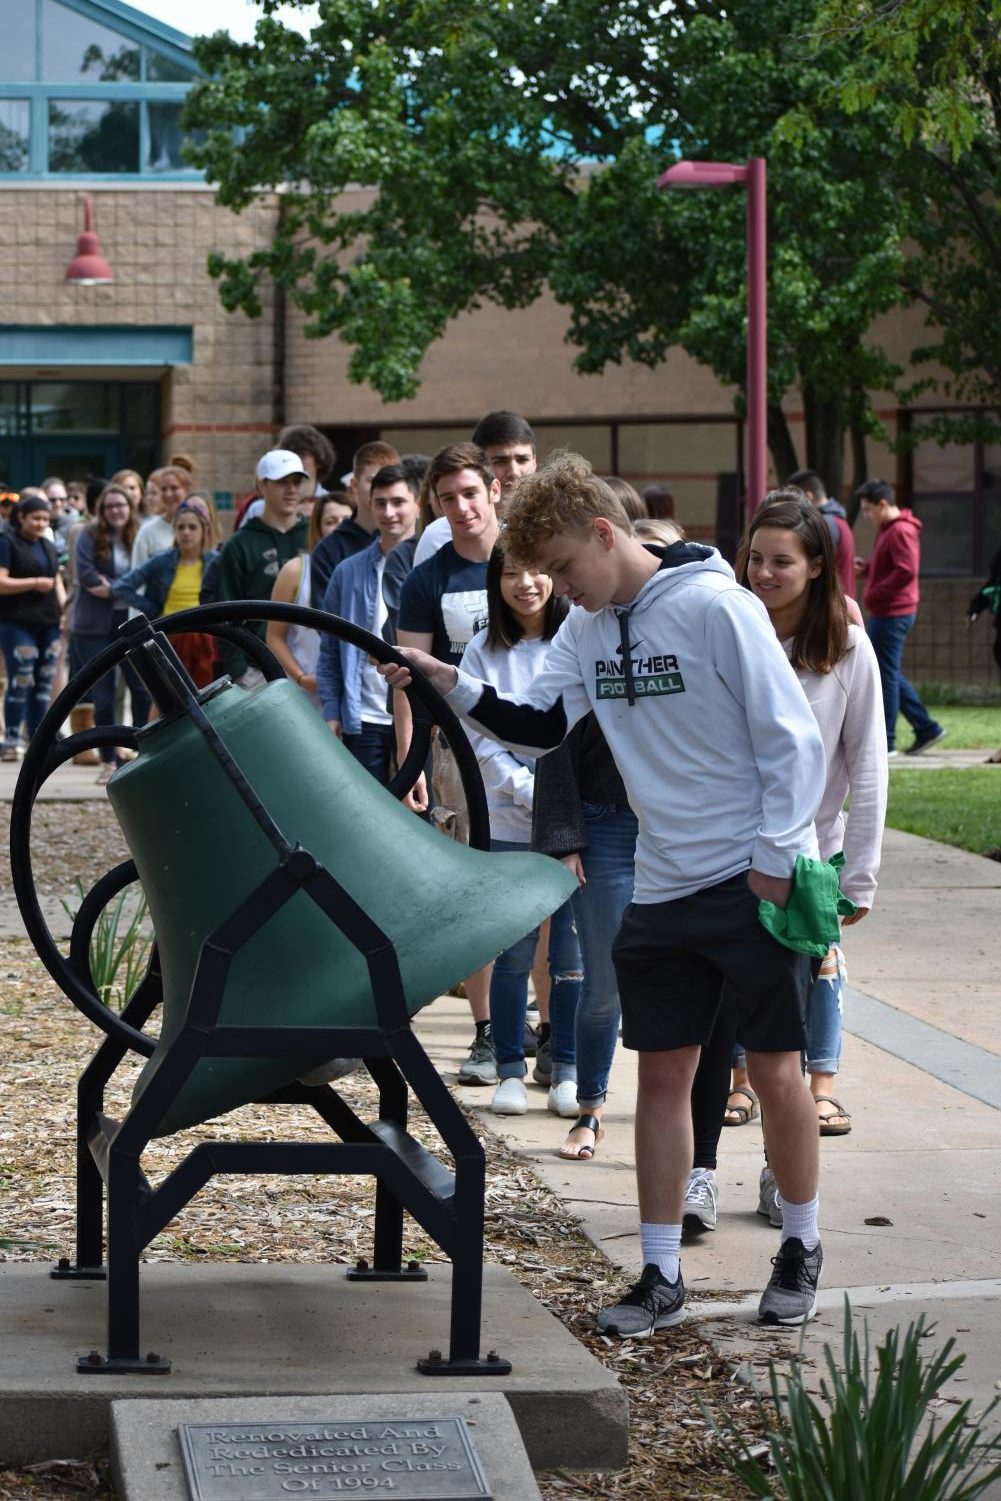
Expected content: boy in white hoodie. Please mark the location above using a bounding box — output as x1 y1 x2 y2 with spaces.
379 453 828 1331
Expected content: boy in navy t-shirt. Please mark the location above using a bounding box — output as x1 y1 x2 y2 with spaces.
396 443 500 1083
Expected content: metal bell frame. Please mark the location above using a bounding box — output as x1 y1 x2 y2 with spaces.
9 603 510 1377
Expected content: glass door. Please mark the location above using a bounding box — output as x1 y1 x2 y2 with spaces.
29 436 122 487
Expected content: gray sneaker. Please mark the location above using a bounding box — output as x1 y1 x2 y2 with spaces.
531 1033 552 1085
458 1031 497 1085
596 1264 685 1337
904 725 947 756
757 1165 783 1228
758 1237 823 1325
682 1169 717 1237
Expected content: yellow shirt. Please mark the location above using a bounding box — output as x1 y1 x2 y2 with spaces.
163 559 203 616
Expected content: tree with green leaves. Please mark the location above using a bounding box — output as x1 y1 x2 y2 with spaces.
814 0 1001 161
811 0 1001 444
184 0 924 495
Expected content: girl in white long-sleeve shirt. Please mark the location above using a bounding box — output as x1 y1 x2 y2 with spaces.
741 491 887 1134
462 548 582 1121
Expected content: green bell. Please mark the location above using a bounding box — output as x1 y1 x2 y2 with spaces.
108 678 576 1136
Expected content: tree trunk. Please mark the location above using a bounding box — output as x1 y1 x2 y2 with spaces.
803 383 845 502
848 423 868 522
767 403 799 486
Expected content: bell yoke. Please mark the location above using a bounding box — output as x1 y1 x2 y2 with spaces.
9 603 574 1376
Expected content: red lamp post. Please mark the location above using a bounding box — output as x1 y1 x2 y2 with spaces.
658 158 768 515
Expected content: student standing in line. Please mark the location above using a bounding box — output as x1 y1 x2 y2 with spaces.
463 547 582 1119
310 440 401 606
70 484 147 783
379 453 828 1332
316 464 421 782
682 492 887 1241
0 494 65 760
267 489 354 703
105 498 221 691
395 443 500 1083
212 450 310 690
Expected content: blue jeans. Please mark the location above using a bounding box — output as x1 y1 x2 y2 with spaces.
806 945 844 1075
489 838 582 1084
0 622 60 749
866 613 940 750
571 802 638 1109
70 631 151 764
342 721 394 787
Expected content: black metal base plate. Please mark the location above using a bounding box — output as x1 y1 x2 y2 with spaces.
77 1352 171 1374
51 1262 107 1281
346 1265 429 1282
416 1354 512 1376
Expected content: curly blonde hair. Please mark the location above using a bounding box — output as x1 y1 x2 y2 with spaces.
501 451 632 564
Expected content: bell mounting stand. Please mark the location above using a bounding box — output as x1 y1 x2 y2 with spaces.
9 605 521 1378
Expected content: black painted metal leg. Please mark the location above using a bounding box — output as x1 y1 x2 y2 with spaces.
347 1058 422 1281
78 1149 168 1374
71 1074 105 1274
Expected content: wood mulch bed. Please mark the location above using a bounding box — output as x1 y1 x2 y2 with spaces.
1 804 772 1500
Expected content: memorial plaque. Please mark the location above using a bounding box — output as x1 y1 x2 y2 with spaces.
178 1417 492 1501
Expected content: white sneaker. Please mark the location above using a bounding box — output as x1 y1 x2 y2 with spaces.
547 1080 579 1118
491 1077 528 1115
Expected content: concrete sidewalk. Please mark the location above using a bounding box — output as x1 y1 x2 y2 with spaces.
413 826 1001 1456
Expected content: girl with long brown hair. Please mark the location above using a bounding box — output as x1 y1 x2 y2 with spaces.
70 485 149 783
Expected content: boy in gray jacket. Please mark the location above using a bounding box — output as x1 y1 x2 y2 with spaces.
379 451 828 1333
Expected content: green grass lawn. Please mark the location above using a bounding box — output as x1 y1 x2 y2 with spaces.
895 703 1001 749
886 768 1001 856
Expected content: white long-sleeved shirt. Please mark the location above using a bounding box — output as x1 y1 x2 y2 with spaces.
447 545 826 904
461 631 552 843
786 624 887 909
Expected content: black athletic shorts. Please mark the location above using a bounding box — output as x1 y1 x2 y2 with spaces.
611 872 810 1054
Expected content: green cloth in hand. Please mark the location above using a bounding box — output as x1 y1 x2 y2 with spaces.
757 853 858 958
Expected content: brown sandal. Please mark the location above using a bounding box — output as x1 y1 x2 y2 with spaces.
558 1114 604 1162
723 1086 759 1126
815 1095 852 1136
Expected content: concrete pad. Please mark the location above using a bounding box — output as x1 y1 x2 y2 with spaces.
0 1262 627 1472
111 1393 541 1501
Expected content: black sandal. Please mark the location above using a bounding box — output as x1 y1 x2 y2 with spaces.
558 1113 604 1162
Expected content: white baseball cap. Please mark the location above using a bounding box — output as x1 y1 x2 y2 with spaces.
256 449 308 482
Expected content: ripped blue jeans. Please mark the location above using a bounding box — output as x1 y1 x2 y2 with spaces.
805 943 845 1075
489 838 582 1084
0 623 60 750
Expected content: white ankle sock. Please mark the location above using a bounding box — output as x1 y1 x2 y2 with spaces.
780 1195 820 1250
640 1222 681 1283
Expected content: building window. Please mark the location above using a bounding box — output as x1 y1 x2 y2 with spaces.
904 413 1001 577
48 98 139 174
0 100 29 172
42 0 140 82
1 0 199 179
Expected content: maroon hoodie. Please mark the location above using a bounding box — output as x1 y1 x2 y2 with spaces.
862 509 922 617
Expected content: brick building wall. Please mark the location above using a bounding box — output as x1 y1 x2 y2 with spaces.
0 185 281 497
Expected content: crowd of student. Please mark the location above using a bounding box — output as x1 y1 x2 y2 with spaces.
1 414 987 1339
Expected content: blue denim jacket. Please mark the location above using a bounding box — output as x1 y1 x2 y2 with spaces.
111 547 220 617
316 538 389 732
